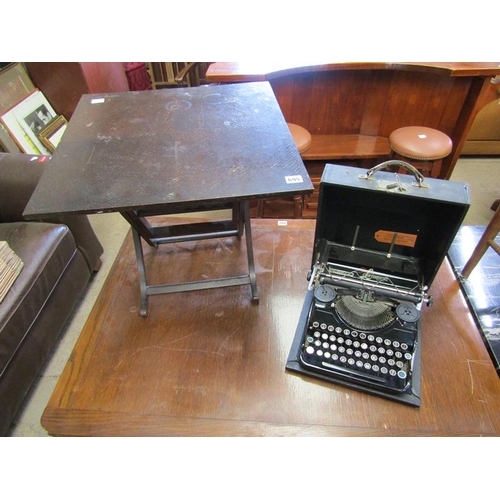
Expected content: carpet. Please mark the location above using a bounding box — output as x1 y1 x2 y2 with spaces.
448 225 500 374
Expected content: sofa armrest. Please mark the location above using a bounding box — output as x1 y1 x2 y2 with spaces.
49 214 103 272
0 153 103 272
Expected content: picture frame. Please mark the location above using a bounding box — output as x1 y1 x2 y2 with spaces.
0 90 56 155
0 121 21 153
0 63 35 115
12 90 57 155
1 104 41 154
38 115 68 152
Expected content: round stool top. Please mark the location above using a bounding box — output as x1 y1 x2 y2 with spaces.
389 126 452 160
287 123 312 154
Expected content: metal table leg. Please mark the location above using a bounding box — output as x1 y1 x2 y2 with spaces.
125 200 258 316
243 200 258 300
131 227 149 316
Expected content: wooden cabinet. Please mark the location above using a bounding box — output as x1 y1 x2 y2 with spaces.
24 62 130 120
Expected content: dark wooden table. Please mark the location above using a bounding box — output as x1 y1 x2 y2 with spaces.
41 219 500 436
24 82 313 314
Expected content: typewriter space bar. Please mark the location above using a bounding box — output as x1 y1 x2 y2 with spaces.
321 361 385 384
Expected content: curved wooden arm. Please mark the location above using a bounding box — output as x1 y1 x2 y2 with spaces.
174 62 199 83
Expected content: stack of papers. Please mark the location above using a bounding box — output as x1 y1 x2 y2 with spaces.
0 241 24 304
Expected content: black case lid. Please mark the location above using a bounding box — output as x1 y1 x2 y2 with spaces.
314 163 470 287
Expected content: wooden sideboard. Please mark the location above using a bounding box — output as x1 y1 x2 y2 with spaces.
207 62 500 218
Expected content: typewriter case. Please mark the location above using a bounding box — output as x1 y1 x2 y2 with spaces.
286 162 470 406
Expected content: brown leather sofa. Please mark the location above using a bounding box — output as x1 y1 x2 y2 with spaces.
0 153 103 435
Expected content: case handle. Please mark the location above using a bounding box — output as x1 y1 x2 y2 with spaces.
359 160 427 188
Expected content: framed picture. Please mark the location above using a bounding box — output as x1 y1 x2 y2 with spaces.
0 63 35 115
12 90 56 154
38 115 68 152
1 104 42 154
0 121 21 153
0 90 56 155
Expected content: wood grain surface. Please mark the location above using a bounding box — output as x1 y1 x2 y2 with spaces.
42 218 500 436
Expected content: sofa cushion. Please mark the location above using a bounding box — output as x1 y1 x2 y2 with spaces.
0 222 77 378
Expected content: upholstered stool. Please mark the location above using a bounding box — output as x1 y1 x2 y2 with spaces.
389 126 452 178
286 124 312 217
287 123 312 154
258 123 312 218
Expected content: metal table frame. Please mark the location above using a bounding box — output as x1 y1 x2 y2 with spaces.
121 200 258 316
23 82 314 316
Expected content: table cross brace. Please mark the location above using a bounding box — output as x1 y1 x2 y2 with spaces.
123 201 258 316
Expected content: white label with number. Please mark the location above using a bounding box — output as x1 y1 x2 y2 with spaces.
285 175 303 184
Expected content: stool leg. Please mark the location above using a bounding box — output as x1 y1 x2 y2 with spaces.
461 206 500 278
390 151 443 178
430 159 442 178
293 195 303 218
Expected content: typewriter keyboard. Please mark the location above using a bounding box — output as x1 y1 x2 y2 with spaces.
299 312 416 392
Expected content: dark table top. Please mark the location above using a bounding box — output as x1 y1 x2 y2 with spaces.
24 82 313 218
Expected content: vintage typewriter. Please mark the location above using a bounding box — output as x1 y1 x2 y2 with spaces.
287 161 470 406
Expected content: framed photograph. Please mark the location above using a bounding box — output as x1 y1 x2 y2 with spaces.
1 104 42 154
0 63 35 115
38 115 68 152
2 90 57 155
0 121 22 152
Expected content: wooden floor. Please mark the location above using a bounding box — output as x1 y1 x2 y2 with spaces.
41 218 500 436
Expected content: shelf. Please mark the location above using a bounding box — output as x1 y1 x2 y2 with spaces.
301 134 390 160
